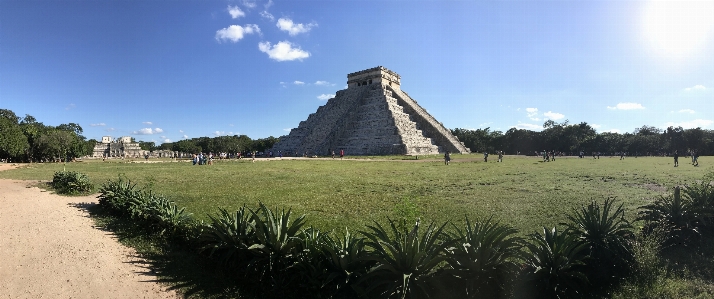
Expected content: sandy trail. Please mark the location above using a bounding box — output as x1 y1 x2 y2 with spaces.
0 169 179 298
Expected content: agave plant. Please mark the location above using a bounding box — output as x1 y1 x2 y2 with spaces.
147 194 193 235
247 202 307 290
637 186 709 243
521 227 588 299
445 217 524 298
97 178 142 215
293 226 337 297
200 206 256 269
323 228 372 288
564 198 633 287
356 218 456 299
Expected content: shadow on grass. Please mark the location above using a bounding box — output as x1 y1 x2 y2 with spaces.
75 203 260 299
660 230 714 283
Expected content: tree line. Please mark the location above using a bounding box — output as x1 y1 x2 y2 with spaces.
153 135 279 155
0 108 279 162
0 109 94 162
452 120 714 156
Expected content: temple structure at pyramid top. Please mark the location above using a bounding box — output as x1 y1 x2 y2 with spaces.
272 66 471 156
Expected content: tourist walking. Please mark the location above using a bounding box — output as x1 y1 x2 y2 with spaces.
497 151 503 162
340 149 344 159
444 151 451 165
332 150 335 159
693 150 699 166
673 150 679 167
483 151 488 162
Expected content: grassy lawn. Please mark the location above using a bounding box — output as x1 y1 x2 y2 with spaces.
1 154 711 235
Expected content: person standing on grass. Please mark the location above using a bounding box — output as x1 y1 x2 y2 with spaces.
332 150 335 159
340 149 344 160
483 151 488 162
444 151 451 165
693 150 699 166
673 150 679 167
498 150 503 162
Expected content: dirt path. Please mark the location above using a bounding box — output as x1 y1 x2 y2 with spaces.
0 176 180 298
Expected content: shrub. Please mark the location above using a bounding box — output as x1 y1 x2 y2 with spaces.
321 229 372 296
51 171 93 194
445 217 524 298
201 207 256 269
637 186 711 244
247 202 307 293
356 219 456 299
519 227 589 299
97 178 142 215
564 198 634 290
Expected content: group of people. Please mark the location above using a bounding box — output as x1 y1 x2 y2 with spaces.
192 153 213 165
674 150 700 167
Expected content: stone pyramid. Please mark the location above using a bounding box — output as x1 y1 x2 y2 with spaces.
272 66 470 156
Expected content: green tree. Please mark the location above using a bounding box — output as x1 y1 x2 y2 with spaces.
0 116 29 161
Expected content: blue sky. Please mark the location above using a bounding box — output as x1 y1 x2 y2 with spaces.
1 0 713 144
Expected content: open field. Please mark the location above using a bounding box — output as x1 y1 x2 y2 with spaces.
1 155 711 235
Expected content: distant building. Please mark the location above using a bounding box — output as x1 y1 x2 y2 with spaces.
92 136 143 158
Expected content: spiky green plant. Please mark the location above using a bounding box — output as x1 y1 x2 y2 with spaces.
97 177 142 215
357 218 456 299
200 207 255 269
521 227 588 299
247 202 307 292
323 228 371 290
637 186 708 244
564 198 633 289
293 226 337 298
445 217 524 298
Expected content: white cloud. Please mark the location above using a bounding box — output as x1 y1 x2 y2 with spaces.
283 128 291 132
227 5 245 19
513 122 542 131
315 80 332 86
684 85 706 92
605 129 621 133
479 122 493 127
525 107 539 121
317 94 335 101
179 130 184 133
591 124 602 129
260 11 274 21
264 0 273 9
664 119 714 129
242 0 257 9
276 18 317 36
543 111 565 120
65 103 75 110
258 41 310 61
160 136 166 139
105 128 115 132
294 81 305 85
163 139 171 143
215 24 260 43
679 109 696 114
142 121 152 125
214 131 226 136
133 128 163 135
90 123 106 127
182 134 188 139
607 102 645 110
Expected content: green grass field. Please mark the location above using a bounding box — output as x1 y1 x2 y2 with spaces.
2 154 711 235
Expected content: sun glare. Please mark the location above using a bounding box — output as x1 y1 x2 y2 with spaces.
642 0 714 57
